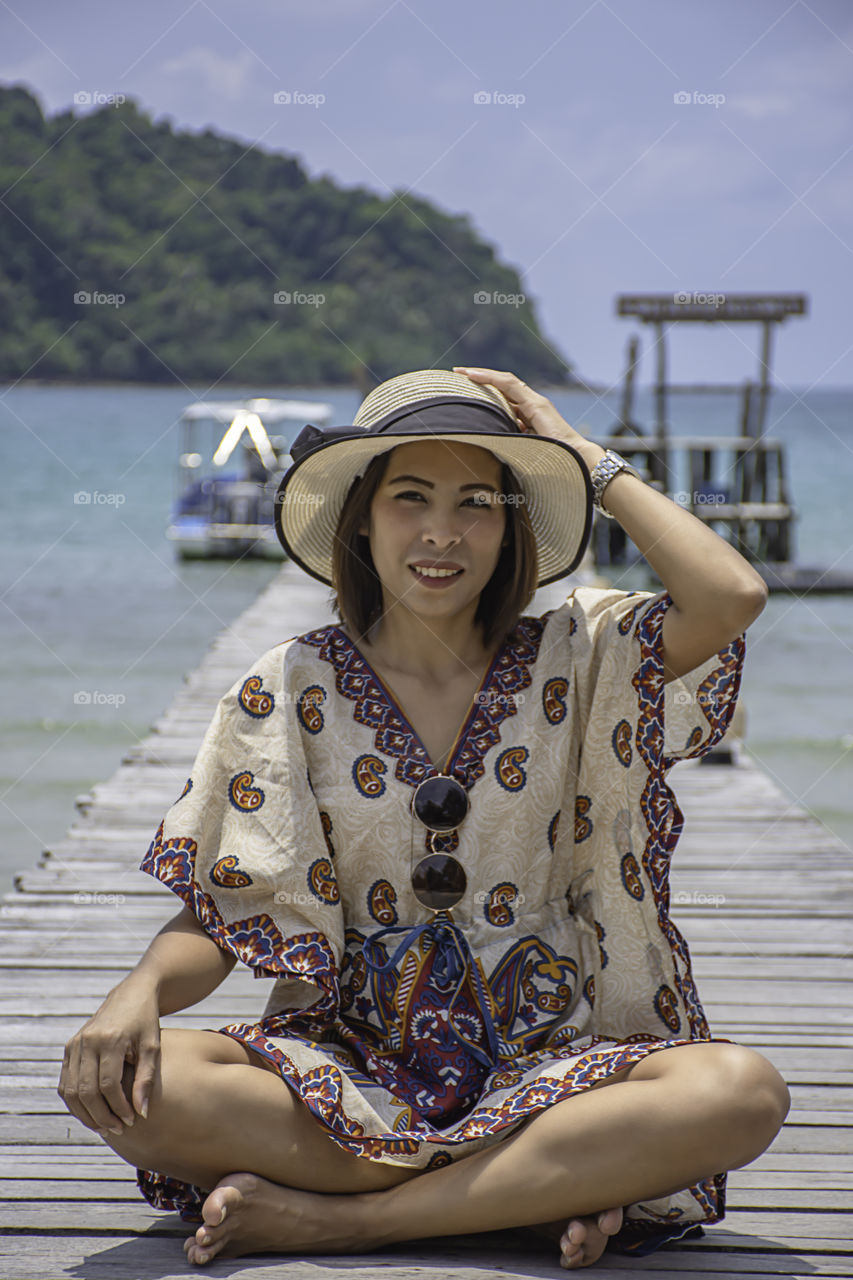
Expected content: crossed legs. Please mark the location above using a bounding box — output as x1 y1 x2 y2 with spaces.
95 1028 417 1194
91 1028 790 1270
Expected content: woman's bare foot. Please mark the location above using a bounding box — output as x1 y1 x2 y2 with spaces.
182 1171 371 1265
527 1205 623 1269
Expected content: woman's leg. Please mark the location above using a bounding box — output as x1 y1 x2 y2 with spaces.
86 1025 621 1267
93 1027 420 1193
183 1041 790 1268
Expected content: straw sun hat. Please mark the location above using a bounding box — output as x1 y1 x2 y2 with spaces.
274 369 593 587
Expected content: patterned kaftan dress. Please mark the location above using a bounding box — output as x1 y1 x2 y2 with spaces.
136 585 745 1256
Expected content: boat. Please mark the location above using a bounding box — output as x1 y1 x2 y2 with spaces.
166 398 333 560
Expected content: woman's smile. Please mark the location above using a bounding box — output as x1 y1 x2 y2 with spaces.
409 563 465 586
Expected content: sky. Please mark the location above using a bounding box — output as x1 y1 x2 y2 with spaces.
2 0 853 388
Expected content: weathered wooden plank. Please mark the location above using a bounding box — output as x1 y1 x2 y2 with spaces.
7 1240 850 1280
725 1188 853 1209
729 1032 853 1048
0 1162 136 1181
676 917 853 939
785 1087 853 1110
710 1210 853 1240
0 1144 134 1160
0 1179 139 1200
759 1126 853 1153
777 1072 853 1086
729 1169 853 1189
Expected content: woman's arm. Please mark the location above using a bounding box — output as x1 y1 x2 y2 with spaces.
129 903 238 1016
454 367 768 680
58 906 237 1134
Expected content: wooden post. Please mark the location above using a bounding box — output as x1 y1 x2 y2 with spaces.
654 321 667 437
776 441 793 560
617 335 639 433
756 320 774 439
740 380 754 436
653 321 669 487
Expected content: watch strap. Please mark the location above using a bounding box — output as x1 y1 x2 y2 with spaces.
589 449 641 518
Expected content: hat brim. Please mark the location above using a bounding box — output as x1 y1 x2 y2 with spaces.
275 430 593 588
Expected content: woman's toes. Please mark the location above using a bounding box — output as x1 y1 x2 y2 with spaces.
182 1187 242 1266
558 1208 622 1269
597 1206 623 1236
560 1218 586 1266
200 1182 238 1231
184 1241 210 1267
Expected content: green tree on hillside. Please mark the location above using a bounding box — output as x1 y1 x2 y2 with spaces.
0 85 577 386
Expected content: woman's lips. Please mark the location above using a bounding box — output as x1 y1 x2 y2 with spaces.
409 565 464 588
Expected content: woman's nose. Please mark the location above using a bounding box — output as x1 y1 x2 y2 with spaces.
422 521 463 547
420 505 467 545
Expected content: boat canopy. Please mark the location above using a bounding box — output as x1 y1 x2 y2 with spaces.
179 398 336 469
180 398 334 424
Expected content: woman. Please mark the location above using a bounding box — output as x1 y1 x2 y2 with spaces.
58 368 790 1271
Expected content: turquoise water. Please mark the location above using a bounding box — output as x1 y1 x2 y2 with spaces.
1 383 851 897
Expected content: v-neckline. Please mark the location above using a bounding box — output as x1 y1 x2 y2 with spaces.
333 625 509 775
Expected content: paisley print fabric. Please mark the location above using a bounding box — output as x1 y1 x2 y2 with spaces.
135 587 745 1256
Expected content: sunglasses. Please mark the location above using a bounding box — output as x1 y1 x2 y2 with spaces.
410 773 470 911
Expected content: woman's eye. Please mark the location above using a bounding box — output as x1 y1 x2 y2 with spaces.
393 491 495 507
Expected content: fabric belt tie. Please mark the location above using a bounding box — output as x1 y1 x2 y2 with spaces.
361 913 500 1070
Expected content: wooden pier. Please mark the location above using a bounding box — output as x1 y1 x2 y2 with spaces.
1 561 851 1279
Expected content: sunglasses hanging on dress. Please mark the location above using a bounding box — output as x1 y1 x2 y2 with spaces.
410 773 470 911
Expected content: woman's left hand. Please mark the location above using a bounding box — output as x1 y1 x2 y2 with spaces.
452 367 591 453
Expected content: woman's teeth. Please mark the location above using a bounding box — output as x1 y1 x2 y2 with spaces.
411 566 462 578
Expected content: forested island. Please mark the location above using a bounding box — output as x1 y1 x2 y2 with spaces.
0 86 575 386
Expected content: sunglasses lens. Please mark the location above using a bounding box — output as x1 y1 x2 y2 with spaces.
413 775 469 832
412 853 467 911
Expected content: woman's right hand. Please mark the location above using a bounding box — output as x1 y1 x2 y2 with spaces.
58 977 161 1135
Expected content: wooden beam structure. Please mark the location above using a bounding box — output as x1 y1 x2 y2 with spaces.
615 293 807 441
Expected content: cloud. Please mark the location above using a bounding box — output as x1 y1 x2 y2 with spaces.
160 46 256 101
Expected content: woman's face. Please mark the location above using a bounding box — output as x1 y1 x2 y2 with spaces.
359 439 507 628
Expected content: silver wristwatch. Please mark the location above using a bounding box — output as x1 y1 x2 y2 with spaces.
589 449 642 518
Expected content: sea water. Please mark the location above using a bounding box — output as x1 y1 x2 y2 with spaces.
0 383 851 897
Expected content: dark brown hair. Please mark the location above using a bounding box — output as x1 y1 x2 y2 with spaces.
328 445 539 649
